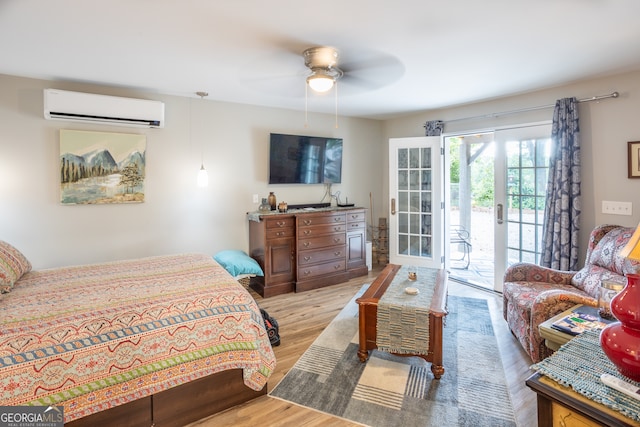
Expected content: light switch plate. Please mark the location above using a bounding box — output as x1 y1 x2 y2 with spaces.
252 194 259 203
602 201 633 215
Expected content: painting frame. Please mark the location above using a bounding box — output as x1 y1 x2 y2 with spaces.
60 129 146 204
628 141 640 179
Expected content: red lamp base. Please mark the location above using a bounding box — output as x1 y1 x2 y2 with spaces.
600 323 640 382
599 273 640 382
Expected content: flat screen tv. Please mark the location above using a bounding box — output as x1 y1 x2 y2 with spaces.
268 133 343 184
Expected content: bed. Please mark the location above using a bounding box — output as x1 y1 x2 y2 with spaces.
0 242 276 427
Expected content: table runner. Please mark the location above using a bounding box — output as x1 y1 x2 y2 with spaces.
531 329 640 422
376 266 439 355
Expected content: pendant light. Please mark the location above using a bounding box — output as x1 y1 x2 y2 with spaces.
195 91 209 188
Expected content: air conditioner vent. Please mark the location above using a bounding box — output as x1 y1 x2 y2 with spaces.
44 89 164 128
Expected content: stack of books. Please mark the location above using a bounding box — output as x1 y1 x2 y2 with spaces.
551 305 616 336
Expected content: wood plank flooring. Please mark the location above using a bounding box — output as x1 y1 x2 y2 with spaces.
188 267 537 427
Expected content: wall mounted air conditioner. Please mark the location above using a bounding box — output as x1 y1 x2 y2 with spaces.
44 89 165 128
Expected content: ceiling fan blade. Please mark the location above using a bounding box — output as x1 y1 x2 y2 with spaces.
338 50 405 91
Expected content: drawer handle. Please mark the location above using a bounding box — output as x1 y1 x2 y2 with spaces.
304 230 311 235
334 227 341 231
334 217 341 222
351 215 358 219
352 223 359 228
304 220 312 225
276 231 284 236
334 264 341 269
333 238 341 243
304 256 311 261
277 221 286 227
303 242 311 247
303 270 311 275
334 251 342 256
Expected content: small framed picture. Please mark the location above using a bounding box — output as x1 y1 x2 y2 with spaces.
628 141 640 178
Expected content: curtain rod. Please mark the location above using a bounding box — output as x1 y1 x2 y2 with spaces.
435 92 619 125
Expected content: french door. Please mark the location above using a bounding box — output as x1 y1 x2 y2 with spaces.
445 123 551 292
494 124 552 291
388 137 443 268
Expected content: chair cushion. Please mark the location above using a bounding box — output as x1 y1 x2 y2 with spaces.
572 226 639 296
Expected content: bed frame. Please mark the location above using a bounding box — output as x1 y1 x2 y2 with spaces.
66 369 265 427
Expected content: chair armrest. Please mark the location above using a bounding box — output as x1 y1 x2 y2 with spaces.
503 262 577 285
532 289 598 324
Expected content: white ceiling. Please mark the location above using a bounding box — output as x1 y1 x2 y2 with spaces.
2 0 640 120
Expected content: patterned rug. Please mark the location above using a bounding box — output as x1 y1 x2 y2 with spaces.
269 286 516 427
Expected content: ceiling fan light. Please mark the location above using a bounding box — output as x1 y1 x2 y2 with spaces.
307 74 334 92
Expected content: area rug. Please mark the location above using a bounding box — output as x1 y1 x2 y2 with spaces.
269 286 516 427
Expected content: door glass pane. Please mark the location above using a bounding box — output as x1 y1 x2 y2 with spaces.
399 212 408 233
399 191 408 212
422 170 431 190
398 148 408 169
395 145 433 260
409 148 419 168
506 137 552 265
399 234 408 255
421 147 431 168
398 170 408 189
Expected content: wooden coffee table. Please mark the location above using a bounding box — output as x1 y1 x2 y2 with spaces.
355 263 448 379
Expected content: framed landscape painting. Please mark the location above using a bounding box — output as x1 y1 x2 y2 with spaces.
60 129 146 204
628 141 640 178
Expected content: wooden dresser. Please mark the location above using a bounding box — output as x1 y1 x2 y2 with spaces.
249 207 368 297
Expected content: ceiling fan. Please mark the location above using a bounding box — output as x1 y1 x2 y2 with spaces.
303 46 343 93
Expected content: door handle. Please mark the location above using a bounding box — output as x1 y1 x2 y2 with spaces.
497 203 504 224
391 198 396 215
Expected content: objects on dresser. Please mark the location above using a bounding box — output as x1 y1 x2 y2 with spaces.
268 192 276 211
258 198 271 212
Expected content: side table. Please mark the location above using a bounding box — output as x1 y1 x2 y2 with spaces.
538 305 583 351
526 372 640 427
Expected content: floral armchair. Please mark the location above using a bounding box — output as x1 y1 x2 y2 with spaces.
502 224 639 362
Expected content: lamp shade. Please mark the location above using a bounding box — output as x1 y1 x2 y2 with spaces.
620 223 640 261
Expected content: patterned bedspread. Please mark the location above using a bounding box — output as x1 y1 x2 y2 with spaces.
0 253 276 422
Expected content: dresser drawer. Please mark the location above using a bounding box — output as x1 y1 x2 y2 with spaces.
346 211 366 223
298 213 346 227
298 245 346 266
298 223 345 237
298 260 346 279
266 227 295 239
265 217 295 229
347 220 366 231
298 233 346 250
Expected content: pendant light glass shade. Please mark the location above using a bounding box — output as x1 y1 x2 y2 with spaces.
307 74 335 92
197 164 208 188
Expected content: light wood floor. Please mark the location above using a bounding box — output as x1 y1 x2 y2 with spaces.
189 266 537 427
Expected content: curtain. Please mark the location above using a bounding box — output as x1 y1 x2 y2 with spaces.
424 120 444 136
541 97 581 270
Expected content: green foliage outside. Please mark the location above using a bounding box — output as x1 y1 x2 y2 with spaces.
449 137 549 210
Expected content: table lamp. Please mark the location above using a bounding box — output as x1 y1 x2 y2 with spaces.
600 223 640 381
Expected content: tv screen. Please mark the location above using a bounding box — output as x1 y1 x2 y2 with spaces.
269 133 343 184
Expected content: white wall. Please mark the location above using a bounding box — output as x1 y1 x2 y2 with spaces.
383 70 640 261
3 70 639 270
0 74 385 269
